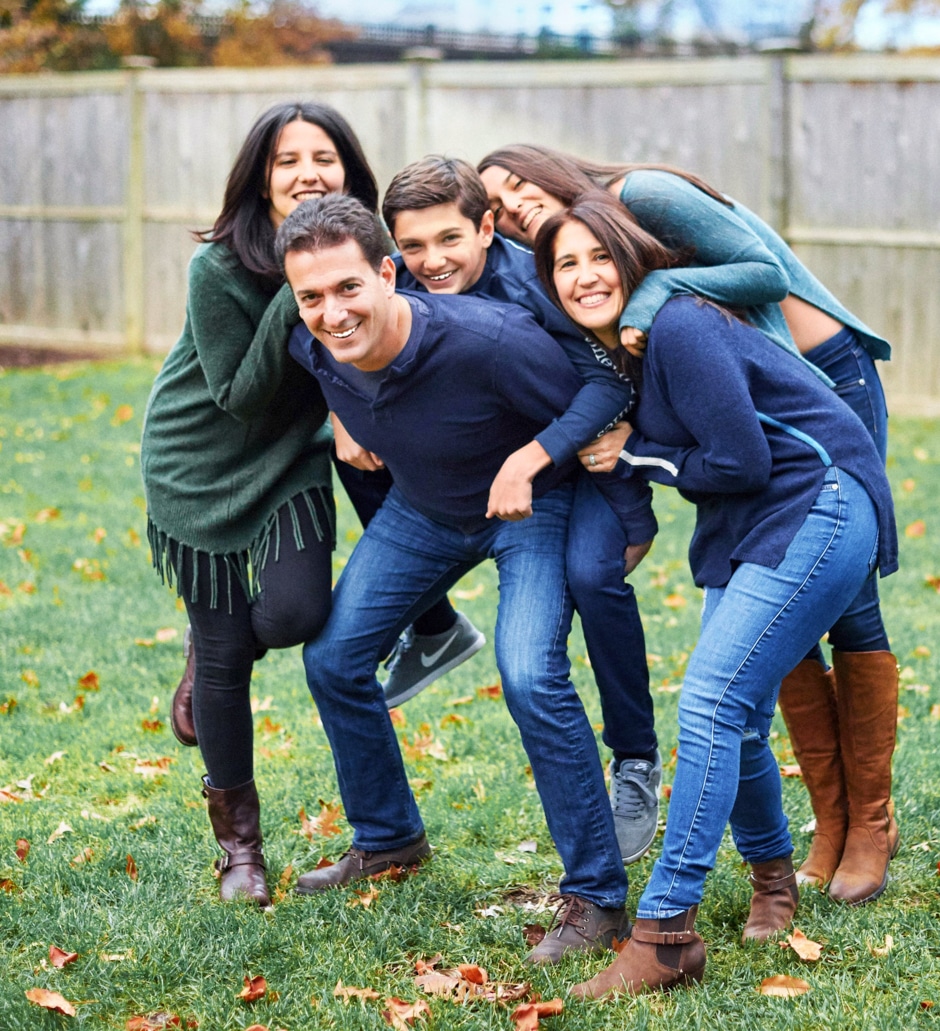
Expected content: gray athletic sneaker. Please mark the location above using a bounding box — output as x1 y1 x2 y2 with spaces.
609 752 662 864
382 611 485 709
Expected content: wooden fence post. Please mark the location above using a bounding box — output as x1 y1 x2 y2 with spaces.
764 53 790 237
123 69 146 354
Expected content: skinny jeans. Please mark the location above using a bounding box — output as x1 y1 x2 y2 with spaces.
637 468 879 918
566 472 656 757
803 328 889 654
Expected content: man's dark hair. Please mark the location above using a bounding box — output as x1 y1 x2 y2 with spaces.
275 193 391 272
382 155 489 236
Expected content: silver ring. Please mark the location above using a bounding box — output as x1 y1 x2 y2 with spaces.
589 453 597 467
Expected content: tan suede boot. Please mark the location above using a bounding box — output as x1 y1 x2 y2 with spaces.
570 907 705 999
741 855 798 942
778 659 846 885
828 650 900 905
202 776 270 908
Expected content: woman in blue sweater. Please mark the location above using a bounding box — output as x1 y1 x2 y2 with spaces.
480 144 899 904
532 193 897 996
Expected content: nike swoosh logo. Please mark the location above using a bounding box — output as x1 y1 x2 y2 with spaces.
420 629 460 668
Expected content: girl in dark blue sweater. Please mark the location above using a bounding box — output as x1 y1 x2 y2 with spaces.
534 192 897 998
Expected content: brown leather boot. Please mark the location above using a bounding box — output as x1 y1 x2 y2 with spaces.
202 776 270 908
741 855 798 942
778 659 846 886
571 907 705 999
828 650 900 905
170 625 197 747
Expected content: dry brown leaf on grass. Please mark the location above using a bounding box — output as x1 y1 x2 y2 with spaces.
785 929 822 961
78 671 100 691
125 1014 191 1030
49 944 79 968
334 980 381 1001
779 764 802 778
523 923 546 947
237 975 267 1003
511 999 564 1029
134 758 173 777
906 520 926 538
126 854 138 881
413 958 530 1004
298 801 343 840
868 934 895 957
47 821 72 844
382 997 431 1028
401 728 448 762
271 863 294 904
26 988 77 1016
349 885 381 908
758 974 810 997
477 684 502 699
15 838 30 861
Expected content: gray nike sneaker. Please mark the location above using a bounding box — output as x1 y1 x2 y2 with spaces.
382 612 485 708
609 752 662 864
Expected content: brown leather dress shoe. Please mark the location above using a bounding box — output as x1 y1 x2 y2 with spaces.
295 834 431 894
524 895 631 965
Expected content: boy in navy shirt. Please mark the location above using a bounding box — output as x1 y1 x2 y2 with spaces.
280 193 633 964
374 156 663 868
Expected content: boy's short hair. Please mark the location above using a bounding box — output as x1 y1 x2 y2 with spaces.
275 193 391 272
382 156 490 236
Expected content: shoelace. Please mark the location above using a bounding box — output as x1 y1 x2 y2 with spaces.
612 763 657 818
546 894 588 937
383 627 415 673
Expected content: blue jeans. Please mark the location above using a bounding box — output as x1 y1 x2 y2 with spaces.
804 328 889 654
567 473 657 757
637 468 879 918
302 484 627 908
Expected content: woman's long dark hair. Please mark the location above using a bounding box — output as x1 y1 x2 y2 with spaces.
196 101 378 286
478 143 730 209
534 191 683 386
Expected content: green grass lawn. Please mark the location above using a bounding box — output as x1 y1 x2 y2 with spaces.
1 357 938 1030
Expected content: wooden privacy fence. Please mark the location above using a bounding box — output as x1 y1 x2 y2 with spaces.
1 54 939 411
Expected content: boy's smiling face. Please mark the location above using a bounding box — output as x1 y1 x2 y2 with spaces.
393 202 494 295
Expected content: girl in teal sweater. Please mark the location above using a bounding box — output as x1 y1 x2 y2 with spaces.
141 102 378 907
479 145 898 906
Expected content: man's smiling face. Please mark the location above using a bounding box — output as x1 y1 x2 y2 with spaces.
286 240 399 372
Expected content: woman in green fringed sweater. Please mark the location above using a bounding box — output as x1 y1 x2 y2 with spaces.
140 102 379 908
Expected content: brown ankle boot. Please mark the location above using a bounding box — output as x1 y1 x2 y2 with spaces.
170 626 197 747
571 907 705 999
828 651 900 905
741 855 798 942
202 776 270 908
778 659 846 886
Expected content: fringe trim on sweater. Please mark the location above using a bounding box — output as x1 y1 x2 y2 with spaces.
146 486 335 612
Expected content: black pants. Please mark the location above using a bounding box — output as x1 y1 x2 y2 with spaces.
175 493 333 789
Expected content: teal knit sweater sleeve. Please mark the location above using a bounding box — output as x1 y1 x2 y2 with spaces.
618 170 789 335
189 246 300 421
